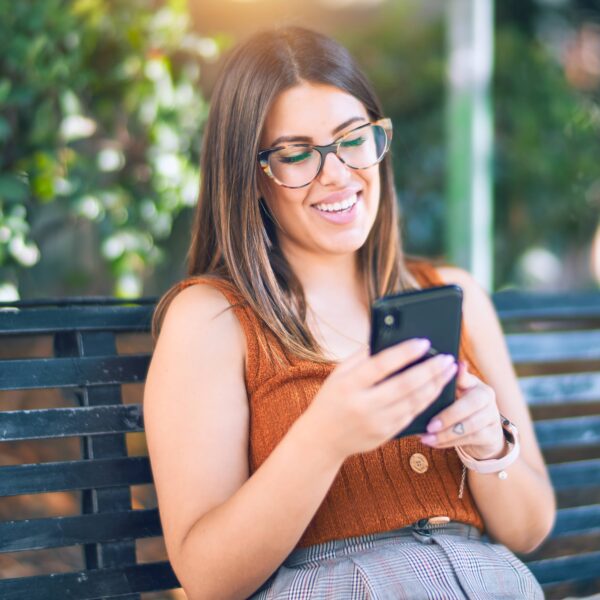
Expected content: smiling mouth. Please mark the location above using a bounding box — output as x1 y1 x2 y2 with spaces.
312 193 359 213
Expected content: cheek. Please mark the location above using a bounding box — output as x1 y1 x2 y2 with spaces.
262 184 305 221
360 167 381 202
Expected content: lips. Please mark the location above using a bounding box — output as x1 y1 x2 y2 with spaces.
310 192 362 224
313 193 358 213
312 186 362 213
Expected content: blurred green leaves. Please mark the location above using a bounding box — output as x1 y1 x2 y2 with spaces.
340 1 600 289
0 0 214 299
493 21 600 287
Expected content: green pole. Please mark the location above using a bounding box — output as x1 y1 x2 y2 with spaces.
446 0 494 291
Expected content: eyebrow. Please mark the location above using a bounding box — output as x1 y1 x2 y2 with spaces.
268 116 367 148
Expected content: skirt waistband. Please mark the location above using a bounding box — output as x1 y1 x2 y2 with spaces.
285 520 481 568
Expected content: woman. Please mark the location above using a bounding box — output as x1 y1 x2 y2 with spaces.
144 27 555 599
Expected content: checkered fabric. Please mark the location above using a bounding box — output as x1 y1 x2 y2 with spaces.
249 522 544 599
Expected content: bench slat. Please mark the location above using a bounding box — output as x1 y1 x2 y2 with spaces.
0 508 161 553
0 405 144 441
0 355 150 390
0 305 153 335
506 330 600 364
520 372 600 406
535 415 600 449
0 457 152 497
549 459 600 490
5 503 593 554
552 505 600 537
493 290 600 321
528 551 600 585
0 561 178 600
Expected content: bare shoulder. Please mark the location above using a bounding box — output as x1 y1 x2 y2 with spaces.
435 265 497 331
434 265 510 393
435 265 489 304
159 282 245 350
144 281 249 561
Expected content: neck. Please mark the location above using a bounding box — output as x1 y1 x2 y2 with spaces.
278 242 368 312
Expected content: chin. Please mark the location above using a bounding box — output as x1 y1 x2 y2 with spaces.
325 233 370 255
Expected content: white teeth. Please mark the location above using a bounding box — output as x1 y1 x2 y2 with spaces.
314 193 358 213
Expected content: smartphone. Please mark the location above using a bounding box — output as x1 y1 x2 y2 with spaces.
369 284 463 438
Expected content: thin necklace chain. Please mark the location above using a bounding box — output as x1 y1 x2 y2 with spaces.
307 305 369 348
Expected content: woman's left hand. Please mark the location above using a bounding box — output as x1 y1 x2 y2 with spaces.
419 361 505 460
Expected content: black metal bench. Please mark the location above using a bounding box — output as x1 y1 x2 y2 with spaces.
0 291 599 599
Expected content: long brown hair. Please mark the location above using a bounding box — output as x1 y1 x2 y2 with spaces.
153 26 421 364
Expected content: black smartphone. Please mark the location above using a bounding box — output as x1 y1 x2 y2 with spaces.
369 284 463 438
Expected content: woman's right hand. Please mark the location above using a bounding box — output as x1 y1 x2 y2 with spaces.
299 338 458 460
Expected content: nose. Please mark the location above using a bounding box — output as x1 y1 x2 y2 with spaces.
317 151 351 187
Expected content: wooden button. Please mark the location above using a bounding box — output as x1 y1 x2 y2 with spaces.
409 453 429 474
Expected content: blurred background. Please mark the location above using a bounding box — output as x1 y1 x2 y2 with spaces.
1 1 600 595
1 0 600 301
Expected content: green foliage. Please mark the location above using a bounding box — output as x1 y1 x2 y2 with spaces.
3 0 599 297
340 1 600 289
493 25 600 286
0 0 213 298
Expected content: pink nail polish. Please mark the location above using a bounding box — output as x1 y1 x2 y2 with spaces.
421 434 437 445
427 419 442 433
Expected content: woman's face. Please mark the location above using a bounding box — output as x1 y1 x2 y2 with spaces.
259 82 381 260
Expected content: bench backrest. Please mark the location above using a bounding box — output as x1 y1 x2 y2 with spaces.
1 291 599 599
493 289 600 599
0 299 175 600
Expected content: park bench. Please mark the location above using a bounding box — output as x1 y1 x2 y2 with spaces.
0 290 599 599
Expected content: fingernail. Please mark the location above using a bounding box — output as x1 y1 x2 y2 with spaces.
421 434 437 445
416 338 431 350
427 419 442 433
440 354 454 367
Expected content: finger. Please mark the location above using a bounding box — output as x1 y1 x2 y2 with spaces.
422 430 486 450
425 390 490 434
421 405 497 447
456 361 479 391
336 345 371 373
368 353 457 408
423 423 504 455
383 364 458 434
357 338 432 388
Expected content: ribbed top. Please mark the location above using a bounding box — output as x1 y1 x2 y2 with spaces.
173 259 484 547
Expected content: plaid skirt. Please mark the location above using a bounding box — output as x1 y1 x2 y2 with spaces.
249 520 544 599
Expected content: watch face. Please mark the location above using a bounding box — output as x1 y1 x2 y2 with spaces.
500 415 517 444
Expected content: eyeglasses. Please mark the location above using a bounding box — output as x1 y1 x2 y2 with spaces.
257 118 393 189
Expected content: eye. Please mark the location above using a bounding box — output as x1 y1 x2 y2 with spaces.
277 150 312 164
341 135 366 148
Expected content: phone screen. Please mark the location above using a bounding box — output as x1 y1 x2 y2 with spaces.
369 284 463 438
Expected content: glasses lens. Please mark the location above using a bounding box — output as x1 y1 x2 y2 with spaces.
338 124 389 169
268 145 321 188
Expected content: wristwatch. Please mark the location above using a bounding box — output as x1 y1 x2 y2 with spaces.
455 415 520 479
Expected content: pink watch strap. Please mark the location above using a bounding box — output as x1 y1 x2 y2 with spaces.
455 415 520 475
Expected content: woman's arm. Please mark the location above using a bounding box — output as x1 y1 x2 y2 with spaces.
144 282 460 599
434 267 556 553
144 285 346 600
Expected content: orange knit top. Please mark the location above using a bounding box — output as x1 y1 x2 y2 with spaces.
173 258 485 547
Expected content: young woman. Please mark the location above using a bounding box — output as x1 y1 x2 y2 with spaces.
144 27 555 600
